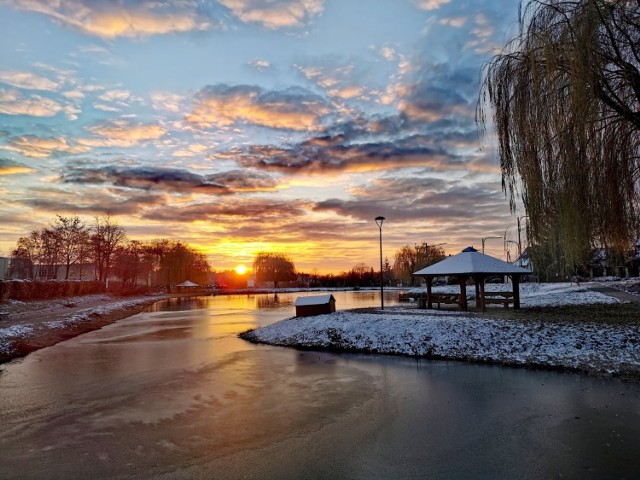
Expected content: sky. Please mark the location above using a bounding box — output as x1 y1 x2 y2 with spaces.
0 0 525 274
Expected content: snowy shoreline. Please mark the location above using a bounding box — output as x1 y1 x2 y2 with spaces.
0 294 164 363
242 283 640 378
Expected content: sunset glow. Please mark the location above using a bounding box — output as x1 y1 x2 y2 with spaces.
235 265 248 275
0 0 524 273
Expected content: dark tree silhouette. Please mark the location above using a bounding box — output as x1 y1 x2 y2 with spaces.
253 252 296 288
479 0 640 270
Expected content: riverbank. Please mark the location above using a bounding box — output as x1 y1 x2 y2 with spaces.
0 294 166 364
242 282 640 379
2 282 639 377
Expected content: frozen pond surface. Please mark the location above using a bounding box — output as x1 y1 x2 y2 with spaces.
0 291 639 479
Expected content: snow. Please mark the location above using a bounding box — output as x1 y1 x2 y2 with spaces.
294 294 335 306
244 282 640 376
413 248 531 276
0 296 159 357
405 282 621 307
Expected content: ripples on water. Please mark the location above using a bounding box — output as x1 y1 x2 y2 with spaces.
0 291 638 479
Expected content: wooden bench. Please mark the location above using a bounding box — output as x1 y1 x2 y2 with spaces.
428 293 462 309
482 291 514 308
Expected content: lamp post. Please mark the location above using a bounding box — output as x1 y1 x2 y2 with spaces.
375 216 385 310
517 215 529 259
505 240 519 262
481 236 502 254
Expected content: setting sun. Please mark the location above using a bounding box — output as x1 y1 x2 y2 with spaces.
235 265 247 275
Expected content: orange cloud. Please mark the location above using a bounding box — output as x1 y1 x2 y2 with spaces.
413 0 452 10
219 0 324 29
79 120 166 148
0 69 60 91
3 135 89 158
187 85 330 131
4 0 215 39
0 88 63 117
0 159 33 175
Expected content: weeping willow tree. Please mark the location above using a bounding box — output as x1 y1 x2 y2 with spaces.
479 0 640 274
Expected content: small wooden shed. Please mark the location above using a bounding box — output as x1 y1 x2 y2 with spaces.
294 294 336 317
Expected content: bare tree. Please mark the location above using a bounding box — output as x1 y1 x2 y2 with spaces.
91 214 126 285
39 227 62 279
10 231 40 279
479 0 640 271
53 215 88 279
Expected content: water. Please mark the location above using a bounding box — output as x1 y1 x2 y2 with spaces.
0 291 639 479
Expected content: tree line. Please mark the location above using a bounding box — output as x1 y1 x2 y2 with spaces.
8 214 445 290
9 214 210 289
249 243 446 289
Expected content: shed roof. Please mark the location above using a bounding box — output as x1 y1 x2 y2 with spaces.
294 294 336 306
175 280 199 287
413 247 531 276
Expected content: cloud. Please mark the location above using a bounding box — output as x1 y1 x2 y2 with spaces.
0 88 63 117
20 187 165 216
313 176 508 224
219 0 324 29
465 12 501 54
230 133 456 175
62 165 278 194
93 103 121 112
172 143 209 157
413 0 452 10
248 59 271 70
0 69 60 91
150 91 184 113
296 60 377 104
79 120 166 148
0 158 33 175
3 135 89 158
379 46 397 62
397 62 478 122
142 197 307 223
439 16 468 28
187 84 330 131
3 0 216 39
97 89 131 102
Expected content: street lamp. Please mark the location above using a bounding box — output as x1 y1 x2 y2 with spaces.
505 240 519 262
375 216 385 310
517 215 529 259
481 236 502 254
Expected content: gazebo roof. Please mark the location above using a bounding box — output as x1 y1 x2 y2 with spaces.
175 280 199 287
413 247 532 277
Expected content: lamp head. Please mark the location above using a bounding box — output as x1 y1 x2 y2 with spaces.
375 216 385 227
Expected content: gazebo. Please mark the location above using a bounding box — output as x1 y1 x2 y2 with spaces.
413 247 532 311
174 280 201 294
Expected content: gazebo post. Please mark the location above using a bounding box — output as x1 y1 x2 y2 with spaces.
459 276 468 311
513 275 521 309
474 278 480 309
426 276 433 309
478 276 486 312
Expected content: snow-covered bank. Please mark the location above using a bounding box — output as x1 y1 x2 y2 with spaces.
0 295 163 362
243 283 640 377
